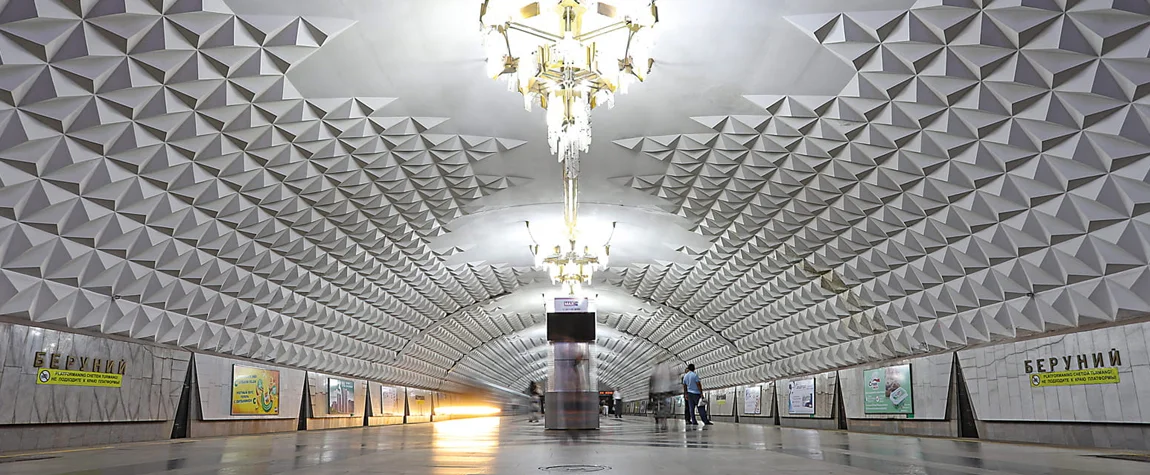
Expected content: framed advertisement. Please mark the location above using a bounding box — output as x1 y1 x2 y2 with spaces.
380 386 401 416
863 364 913 415
230 365 280 416
787 378 815 415
328 378 355 415
743 386 762 415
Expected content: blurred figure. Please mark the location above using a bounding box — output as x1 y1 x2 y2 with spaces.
613 389 623 418
682 363 712 426
527 380 543 422
648 358 678 430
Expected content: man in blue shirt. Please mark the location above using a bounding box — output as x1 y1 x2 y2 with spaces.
681 364 712 425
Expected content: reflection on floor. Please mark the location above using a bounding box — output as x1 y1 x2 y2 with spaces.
0 417 1147 474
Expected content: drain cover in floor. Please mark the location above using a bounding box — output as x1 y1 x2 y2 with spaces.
1092 454 1150 463
539 464 611 472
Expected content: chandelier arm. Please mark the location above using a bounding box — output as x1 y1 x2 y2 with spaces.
506 23 564 42
574 21 631 42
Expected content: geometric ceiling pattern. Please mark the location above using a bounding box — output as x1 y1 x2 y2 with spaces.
3 0 1150 398
0 0 530 390
614 0 1150 387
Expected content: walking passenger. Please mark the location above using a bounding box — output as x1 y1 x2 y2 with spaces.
527 380 543 422
648 359 677 430
614 390 624 418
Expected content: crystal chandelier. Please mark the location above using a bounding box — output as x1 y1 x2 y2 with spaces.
480 0 658 164
528 221 614 296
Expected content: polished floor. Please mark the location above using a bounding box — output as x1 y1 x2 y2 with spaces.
0 417 1147 474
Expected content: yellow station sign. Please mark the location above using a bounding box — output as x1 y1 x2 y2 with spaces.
1029 368 1119 388
36 368 123 388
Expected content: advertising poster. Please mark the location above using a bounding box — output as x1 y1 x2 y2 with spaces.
328 378 355 415
743 386 762 414
863 365 913 415
231 365 280 416
787 378 815 415
380 386 401 415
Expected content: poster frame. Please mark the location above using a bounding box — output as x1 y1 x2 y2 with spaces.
743 385 762 415
229 364 281 416
862 364 914 415
327 377 355 416
787 378 816 415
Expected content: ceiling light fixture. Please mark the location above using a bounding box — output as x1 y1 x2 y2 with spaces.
527 221 615 295
480 0 658 165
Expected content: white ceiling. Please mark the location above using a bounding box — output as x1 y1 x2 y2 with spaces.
0 0 1148 398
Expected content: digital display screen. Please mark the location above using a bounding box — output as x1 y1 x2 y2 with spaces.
546 312 595 341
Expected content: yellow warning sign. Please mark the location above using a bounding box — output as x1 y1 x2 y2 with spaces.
1029 368 1119 388
35 368 123 388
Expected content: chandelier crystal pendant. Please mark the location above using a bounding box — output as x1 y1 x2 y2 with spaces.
480 0 658 163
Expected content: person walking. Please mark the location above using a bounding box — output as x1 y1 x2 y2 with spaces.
681 364 713 426
527 380 543 422
613 390 624 418
648 359 677 430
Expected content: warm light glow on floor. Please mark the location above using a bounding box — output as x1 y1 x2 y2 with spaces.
434 406 502 416
432 416 501 473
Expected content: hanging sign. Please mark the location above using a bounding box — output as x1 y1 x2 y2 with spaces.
553 297 589 312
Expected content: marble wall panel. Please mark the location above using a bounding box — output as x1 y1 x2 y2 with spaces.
957 322 1149 423
0 323 190 424
708 387 736 416
738 382 774 417
305 372 367 418
840 353 953 420
777 372 836 419
368 382 406 417
193 353 305 421
408 388 432 417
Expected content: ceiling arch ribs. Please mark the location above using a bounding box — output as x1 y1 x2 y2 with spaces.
0 0 531 389
612 0 1150 386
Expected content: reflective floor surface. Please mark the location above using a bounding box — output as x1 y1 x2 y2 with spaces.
0 417 1147 474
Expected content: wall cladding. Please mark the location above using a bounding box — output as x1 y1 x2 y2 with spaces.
777 372 835 419
957 322 1149 424
840 353 952 421
0 322 190 452
189 354 306 438
0 322 190 424
709 387 736 417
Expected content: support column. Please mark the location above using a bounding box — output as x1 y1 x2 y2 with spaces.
544 341 599 429
543 297 598 430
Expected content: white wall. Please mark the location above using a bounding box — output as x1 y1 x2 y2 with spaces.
0 322 190 424
369 382 405 416
957 322 1148 423
839 353 952 420
306 372 367 418
194 353 305 421
777 371 835 419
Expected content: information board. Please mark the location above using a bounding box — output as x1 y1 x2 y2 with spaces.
863 365 913 415
743 386 761 415
787 378 815 415
328 378 355 415
231 365 280 415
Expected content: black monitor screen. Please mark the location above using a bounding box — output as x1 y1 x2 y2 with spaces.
547 312 596 341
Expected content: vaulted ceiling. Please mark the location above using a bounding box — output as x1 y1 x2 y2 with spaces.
1 0 1148 398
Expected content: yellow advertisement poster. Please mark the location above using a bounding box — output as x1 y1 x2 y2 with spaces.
231 365 280 415
1029 368 1119 387
36 369 122 388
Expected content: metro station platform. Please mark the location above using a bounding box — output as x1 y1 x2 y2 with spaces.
0 417 1146 475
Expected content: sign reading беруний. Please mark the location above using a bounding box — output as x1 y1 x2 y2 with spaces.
1024 348 1122 388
